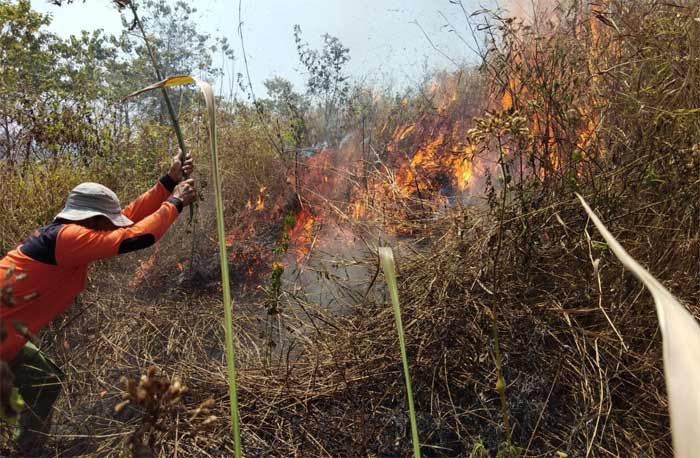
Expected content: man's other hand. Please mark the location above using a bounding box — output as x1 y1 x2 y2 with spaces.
173 179 197 207
168 153 194 183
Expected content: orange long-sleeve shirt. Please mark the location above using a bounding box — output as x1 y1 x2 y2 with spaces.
0 176 182 361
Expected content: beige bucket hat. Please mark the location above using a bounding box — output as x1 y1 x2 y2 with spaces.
54 182 133 227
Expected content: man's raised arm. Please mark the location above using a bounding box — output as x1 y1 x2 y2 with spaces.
122 153 194 223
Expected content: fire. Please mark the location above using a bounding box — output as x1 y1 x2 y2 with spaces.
157 3 614 300
453 146 474 191
287 208 316 264
212 74 495 295
130 246 159 288
255 194 265 211
396 124 415 141
391 124 476 198
352 199 366 220
589 1 611 47
493 2 610 180
577 118 598 152
501 76 520 112
245 187 267 212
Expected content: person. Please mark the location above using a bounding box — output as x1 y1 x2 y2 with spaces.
0 153 196 454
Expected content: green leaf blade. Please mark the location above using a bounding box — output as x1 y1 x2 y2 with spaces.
124 75 242 458
379 247 421 458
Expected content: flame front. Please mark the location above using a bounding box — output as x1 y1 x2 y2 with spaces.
288 208 316 264
494 1 610 181
383 73 481 200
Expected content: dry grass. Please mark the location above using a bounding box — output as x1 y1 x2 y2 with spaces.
3 1 700 457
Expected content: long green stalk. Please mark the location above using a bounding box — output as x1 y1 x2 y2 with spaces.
378 247 421 458
124 76 242 457
127 3 194 226
128 3 188 164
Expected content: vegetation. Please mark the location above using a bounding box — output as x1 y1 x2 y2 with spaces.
2 0 700 456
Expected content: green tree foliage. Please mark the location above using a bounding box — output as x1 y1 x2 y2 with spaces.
262 77 310 149
115 0 229 123
293 25 350 144
0 0 119 167
0 0 225 251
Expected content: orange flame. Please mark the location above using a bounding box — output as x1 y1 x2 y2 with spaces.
392 128 476 197
130 246 159 288
352 199 366 220
287 208 315 264
495 3 609 179
255 194 265 211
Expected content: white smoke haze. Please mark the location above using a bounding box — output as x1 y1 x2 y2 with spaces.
503 0 560 25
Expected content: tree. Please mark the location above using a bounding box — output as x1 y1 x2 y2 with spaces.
114 0 225 123
263 77 310 149
293 25 350 145
0 0 119 167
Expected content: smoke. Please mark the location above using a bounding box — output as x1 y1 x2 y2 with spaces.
503 0 558 24
282 131 377 311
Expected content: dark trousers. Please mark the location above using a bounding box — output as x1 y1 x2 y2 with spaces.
8 342 63 452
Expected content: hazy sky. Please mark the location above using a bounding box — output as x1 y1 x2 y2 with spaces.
32 0 493 96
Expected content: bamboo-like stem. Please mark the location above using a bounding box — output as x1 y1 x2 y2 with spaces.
128 3 188 163
128 2 195 228
492 135 511 442
123 76 242 457
208 86 242 458
379 247 421 458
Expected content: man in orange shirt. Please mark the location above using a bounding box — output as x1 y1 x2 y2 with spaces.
0 153 195 453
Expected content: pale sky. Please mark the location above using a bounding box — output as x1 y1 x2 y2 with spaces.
32 0 493 96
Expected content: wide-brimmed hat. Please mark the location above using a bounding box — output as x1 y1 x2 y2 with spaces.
54 182 133 227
